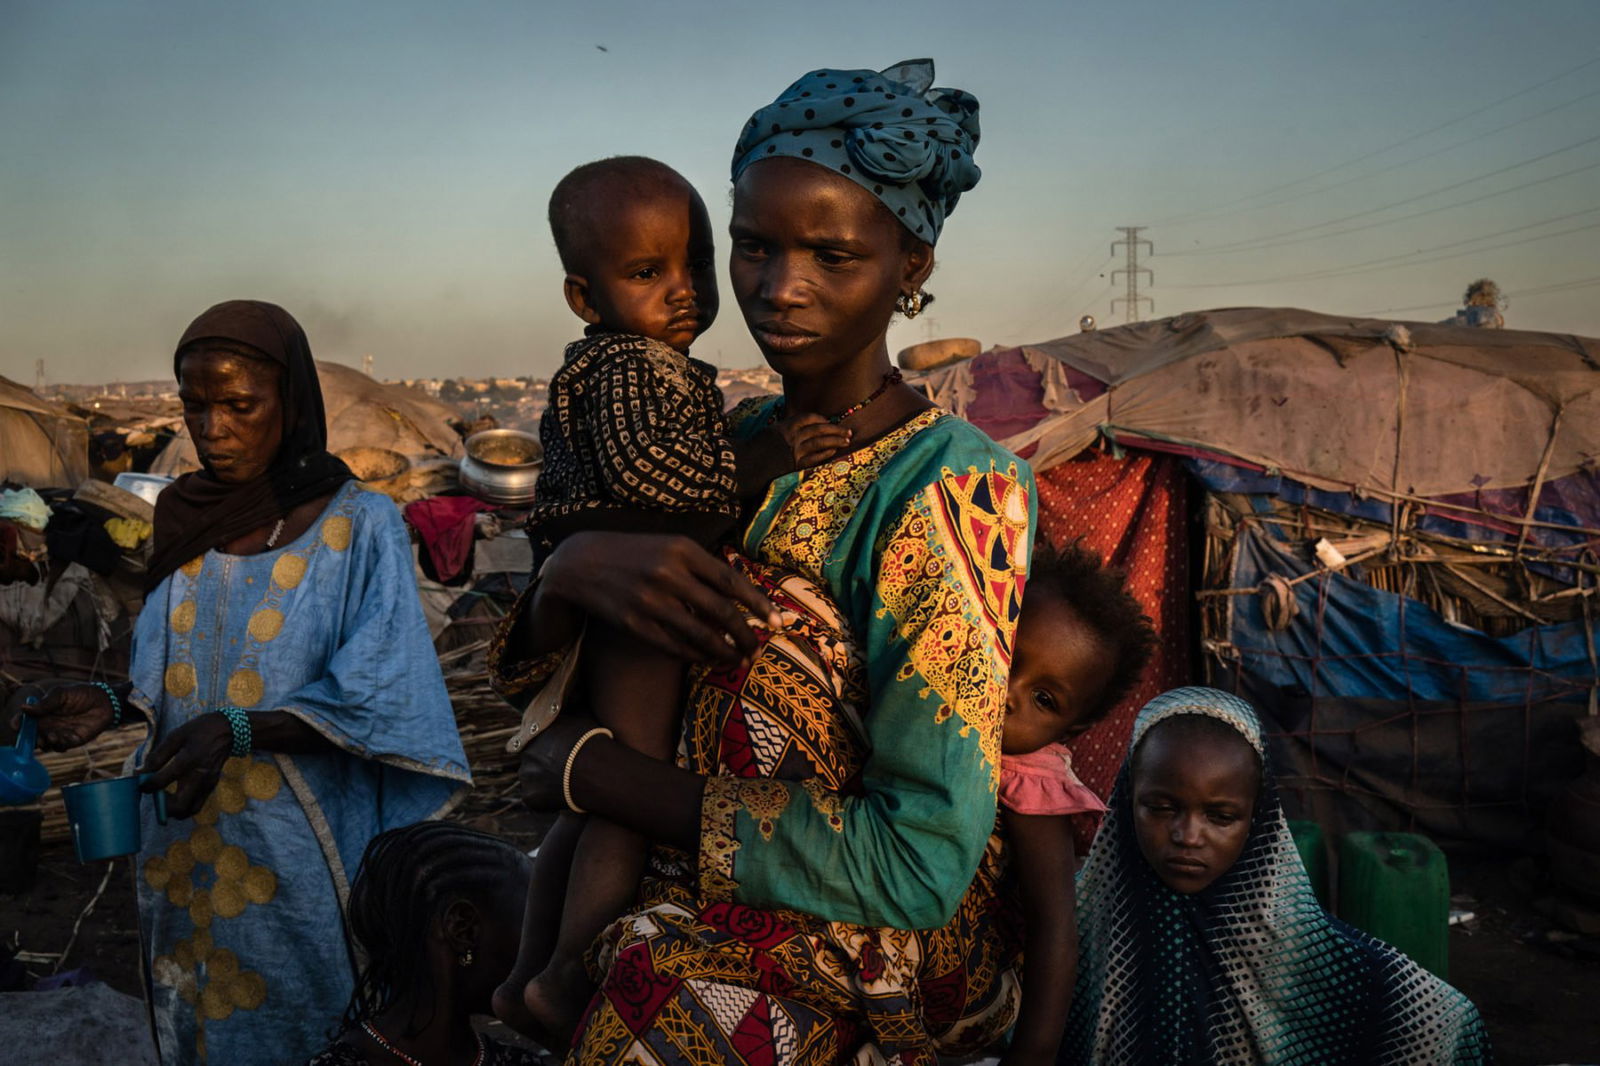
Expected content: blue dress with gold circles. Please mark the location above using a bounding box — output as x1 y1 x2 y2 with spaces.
128 482 469 1065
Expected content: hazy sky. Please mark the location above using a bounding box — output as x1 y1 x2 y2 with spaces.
4 0 1598 385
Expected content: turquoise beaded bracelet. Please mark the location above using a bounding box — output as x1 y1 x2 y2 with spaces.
216 706 252 758
90 681 122 728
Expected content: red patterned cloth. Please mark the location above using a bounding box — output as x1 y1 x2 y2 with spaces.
576 555 1022 1066
1032 450 1191 850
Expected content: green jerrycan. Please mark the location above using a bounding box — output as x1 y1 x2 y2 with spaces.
1337 831 1450 979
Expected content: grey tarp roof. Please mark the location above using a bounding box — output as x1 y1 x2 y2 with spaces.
971 307 1600 500
0 375 89 488
151 361 464 475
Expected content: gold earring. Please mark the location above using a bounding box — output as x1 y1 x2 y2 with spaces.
896 291 925 319
458 948 474 968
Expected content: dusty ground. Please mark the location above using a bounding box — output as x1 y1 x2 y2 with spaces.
4 804 1597 1064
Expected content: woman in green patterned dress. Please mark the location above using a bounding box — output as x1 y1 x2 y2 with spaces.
492 60 1039 1065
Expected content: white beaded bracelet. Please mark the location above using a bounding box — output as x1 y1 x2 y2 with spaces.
562 727 614 814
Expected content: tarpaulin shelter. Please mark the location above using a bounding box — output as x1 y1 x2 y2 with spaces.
149 361 464 475
0 375 89 489
926 307 1600 849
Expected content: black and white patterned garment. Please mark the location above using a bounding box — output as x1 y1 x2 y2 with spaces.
1063 688 1493 1065
527 331 741 567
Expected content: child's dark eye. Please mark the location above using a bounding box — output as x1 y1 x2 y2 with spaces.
1032 689 1056 711
1208 811 1240 827
632 267 660 281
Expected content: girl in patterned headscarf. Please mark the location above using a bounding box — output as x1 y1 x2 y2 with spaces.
1063 687 1492 1065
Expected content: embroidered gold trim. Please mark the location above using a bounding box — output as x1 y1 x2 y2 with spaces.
801 778 846 833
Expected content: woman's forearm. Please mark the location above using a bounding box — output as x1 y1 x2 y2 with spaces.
248 710 337 755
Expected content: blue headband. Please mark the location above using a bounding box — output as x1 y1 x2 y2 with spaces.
731 59 981 244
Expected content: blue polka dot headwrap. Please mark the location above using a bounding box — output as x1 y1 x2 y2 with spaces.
731 58 981 244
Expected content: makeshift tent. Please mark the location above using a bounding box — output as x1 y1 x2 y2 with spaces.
0 376 89 489
150 361 464 474
927 307 1600 849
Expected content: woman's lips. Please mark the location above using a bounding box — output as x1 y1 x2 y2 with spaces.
753 321 819 353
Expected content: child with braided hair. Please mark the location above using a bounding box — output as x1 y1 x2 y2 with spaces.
307 822 545 1066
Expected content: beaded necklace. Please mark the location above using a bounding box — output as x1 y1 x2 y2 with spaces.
360 1022 484 1066
768 368 903 426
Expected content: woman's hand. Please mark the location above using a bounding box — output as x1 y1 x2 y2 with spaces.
540 533 780 665
139 714 234 819
773 413 851 470
5 683 116 750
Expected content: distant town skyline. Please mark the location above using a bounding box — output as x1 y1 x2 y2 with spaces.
4 0 1599 386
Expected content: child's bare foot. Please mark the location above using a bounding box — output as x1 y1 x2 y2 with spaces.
491 973 541 1037
522 959 592 1053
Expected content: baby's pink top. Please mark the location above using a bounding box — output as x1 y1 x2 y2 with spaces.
998 742 1108 816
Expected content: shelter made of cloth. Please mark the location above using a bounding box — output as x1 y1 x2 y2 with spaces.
932 306 1600 500
929 307 1600 851
0 375 89 489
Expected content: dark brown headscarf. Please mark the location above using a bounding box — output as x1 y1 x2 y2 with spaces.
146 300 353 592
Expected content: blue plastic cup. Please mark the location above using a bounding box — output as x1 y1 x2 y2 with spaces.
60 774 168 863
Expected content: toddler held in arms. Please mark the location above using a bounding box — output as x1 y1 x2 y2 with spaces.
998 543 1156 1065
492 156 846 1047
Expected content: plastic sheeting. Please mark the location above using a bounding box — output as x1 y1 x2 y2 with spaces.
999 307 1600 500
1224 523 1598 847
1189 458 1600 558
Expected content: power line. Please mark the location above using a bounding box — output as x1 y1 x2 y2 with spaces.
1513 273 1600 298
1354 274 1600 317
1161 150 1600 258
1168 85 1600 229
1059 254 1113 316
1153 54 1600 228
1003 251 1111 343
1075 283 1115 324
1164 207 1600 289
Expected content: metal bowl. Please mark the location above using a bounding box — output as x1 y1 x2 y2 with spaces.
111 472 175 508
335 446 412 499
459 429 543 506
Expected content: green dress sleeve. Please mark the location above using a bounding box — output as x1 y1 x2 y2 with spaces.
698 453 1035 930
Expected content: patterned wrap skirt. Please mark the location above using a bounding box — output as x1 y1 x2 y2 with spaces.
570 554 1023 1065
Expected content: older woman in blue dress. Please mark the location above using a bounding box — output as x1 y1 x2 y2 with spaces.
12 300 470 1066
